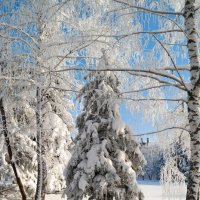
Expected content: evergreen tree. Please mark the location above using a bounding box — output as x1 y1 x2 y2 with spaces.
42 85 74 193
66 53 145 200
140 143 164 180
173 139 190 182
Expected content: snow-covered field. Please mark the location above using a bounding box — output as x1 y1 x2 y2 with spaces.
138 180 186 200
46 194 88 200
46 181 186 200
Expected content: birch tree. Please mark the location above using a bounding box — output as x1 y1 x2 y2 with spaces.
0 0 77 199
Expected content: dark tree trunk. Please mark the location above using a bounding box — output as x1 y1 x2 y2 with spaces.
35 87 43 200
0 98 27 200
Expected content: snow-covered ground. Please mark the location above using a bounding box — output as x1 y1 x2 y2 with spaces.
138 180 186 200
46 181 187 200
1 181 186 200
138 180 162 200
46 194 88 200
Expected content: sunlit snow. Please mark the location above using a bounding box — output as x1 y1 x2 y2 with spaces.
45 181 186 200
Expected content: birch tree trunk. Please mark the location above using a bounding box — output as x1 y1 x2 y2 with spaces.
0 98 27 200
184 0 200 199
35 87 43 200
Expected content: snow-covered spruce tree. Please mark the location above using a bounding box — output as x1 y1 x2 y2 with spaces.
140 142 164 180
66 55 145 200
41 81 74 193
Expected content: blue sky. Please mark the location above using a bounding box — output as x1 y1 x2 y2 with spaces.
3 0 189 142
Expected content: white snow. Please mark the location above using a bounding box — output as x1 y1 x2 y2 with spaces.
46 194 88 200
45 181 186 200
78 174 88 191
138 180 186 200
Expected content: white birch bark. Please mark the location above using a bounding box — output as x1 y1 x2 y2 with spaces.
184 0 200 199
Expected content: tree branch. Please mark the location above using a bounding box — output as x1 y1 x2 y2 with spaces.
122 97 187 103
152 34 188 90
113 0 183 15
121 84 176 94
134 126 188 137
49 66 188 88
128 71 186 91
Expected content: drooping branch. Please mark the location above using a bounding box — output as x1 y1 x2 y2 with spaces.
50 66 189 73
49 67 188 91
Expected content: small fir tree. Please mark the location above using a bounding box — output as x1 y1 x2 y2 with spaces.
66 53 145 200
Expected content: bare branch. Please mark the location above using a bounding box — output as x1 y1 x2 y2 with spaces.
134 126 188 137
121 84 175 94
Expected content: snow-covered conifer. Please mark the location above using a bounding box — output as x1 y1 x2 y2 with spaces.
41 81 74 193
66 51 145 200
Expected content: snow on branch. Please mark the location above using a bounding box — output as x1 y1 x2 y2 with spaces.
113 0 184 15
81 29 184 40
122 97 187 103
0 34 36 51
127 72 186 91
152 35 188 90
0 23 38 46
50 67 188 91
51 66 189 73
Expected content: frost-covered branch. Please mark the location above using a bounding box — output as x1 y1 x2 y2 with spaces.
82 29 183 40
0 76 35 83
53 36 103 69
152 35 188 90
113 0 183 15
122 97 187 103
0 23 38 46
127 72 186 91
50 67 187 90
0 34 36 51
51 66 189 73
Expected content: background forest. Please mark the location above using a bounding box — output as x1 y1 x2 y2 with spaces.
0 0 199 200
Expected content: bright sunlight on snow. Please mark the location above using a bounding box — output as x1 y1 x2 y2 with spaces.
46 181 186 200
